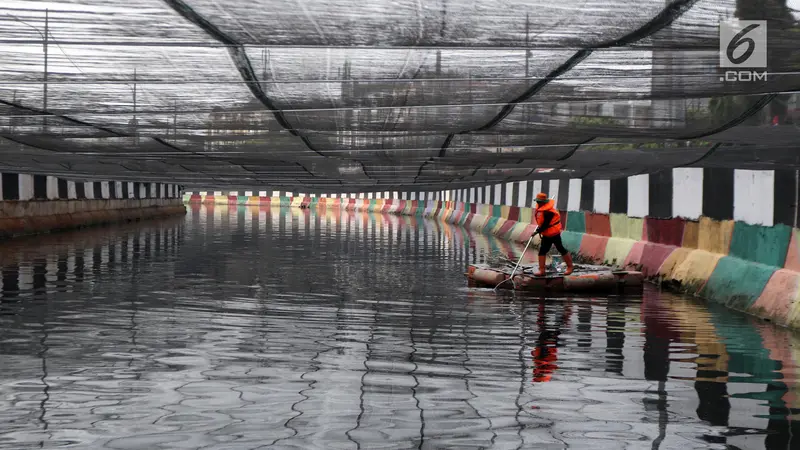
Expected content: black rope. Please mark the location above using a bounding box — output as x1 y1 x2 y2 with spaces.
437 0 701 158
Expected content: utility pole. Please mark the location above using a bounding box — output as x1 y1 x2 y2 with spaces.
525 13 530 79
132 69 139 144
43 8 49 132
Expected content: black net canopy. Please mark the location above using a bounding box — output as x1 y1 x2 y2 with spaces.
0 0 799 191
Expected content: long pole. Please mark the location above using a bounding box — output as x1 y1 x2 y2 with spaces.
43 9 49 132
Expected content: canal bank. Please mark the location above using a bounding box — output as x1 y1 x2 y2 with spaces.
185 168 800 331
0 172 186 240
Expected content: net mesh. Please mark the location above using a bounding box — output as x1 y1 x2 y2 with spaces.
0 0 799 191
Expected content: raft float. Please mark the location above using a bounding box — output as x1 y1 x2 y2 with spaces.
466 262 644 295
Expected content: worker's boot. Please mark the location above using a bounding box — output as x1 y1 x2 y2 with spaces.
535 255 547 277
563 253 574 275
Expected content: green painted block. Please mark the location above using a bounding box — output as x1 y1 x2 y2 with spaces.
729 221 792 267
484 216 500 234
492 205 502 218
566 211 586 233
700 256 775 311
561 231 584 256
238 196 248 205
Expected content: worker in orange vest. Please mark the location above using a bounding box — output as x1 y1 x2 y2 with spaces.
534 192 574 276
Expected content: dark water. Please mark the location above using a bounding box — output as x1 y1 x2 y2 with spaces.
1 204 799 449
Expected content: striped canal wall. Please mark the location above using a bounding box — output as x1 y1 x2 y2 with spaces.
1 172 185 239
186 167 800 329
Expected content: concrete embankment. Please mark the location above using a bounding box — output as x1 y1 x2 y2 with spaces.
0 199 186 240
185 191 800 330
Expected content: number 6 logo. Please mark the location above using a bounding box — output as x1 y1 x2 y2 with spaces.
720 20 767 69
727 23 760 64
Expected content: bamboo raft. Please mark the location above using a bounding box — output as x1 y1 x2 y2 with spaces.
466 259 644 295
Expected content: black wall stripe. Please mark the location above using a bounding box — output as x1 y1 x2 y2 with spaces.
773 169 798 227
649 169 673 219
2 173 19 200
580 179 594 211
609 177 628 214
122 183 130 199
75 182 86 200
133 182 141 199
702 168 735 221
94 182 103 199
526 180 535 207
33 175 47 200
557 179 570 210
57 179 68 199
488 184 495 204
145 183 152 198
109 182 117 199
512 182 520 206
500 183 507 205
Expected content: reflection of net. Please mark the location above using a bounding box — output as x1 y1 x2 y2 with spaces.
1 1 799 190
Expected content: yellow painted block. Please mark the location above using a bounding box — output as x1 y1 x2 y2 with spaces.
501 205 511 220
603 237 637 268
519 207 533 224
667 249 723 291
682 220 699 249
470 214 489 231
697 217 734 255
609 213 643 241
249 196 260 205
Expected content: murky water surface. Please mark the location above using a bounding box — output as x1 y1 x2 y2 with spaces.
2 205 800 449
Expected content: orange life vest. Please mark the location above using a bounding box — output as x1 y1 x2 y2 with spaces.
534 200 562 237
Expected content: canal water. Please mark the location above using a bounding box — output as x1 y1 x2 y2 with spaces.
1 204 799 449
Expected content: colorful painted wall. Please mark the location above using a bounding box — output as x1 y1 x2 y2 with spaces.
1 172 185 239
186 168 800 329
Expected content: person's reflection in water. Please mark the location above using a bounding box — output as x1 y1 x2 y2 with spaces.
531 301 572 383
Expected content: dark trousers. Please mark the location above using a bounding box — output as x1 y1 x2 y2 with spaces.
538 234 568 256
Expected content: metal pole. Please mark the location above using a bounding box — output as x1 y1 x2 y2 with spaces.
43 9 48 132
525 13 530 78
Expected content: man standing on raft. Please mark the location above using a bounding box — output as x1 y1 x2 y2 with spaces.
533 192 574 276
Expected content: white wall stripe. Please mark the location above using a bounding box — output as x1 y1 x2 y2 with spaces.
518 181 528 207
627 174 649 218
734 169 774 226
67 181 78 200
672 168 703 220
549 180 560 204
594 180 611 214
505 182 513 205
116 182 124 199
47 176 59 199
568 179 582 211
127 182 135 199
484 186 490 204
18 174 34 200
85 182 96 200
101 182 110 199
245 191 253 197
469 187 476 204
533 180 542 197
